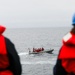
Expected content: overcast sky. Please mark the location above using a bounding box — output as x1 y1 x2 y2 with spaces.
0 0 75 28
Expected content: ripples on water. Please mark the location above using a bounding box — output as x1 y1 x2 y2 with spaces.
4 27 70 75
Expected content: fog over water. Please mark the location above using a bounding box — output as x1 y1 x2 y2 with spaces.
0 0 75 28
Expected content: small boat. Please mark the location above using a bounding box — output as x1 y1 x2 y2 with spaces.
28 48 54 54
44 49 54 54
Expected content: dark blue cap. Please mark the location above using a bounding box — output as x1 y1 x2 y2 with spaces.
72 14 75 26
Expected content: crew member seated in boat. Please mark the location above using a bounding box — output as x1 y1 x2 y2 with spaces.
42 47 44 51
33 48 35 52
37 48 42 52
33 48 44 52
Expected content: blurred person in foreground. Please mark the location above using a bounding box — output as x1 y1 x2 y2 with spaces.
0 25 22 75
53 13 75 75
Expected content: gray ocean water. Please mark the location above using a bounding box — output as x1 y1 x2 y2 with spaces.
4 27 71 75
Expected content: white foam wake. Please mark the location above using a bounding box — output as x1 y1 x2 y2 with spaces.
18 52 28 55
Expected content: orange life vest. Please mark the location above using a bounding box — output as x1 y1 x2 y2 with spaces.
0 25 13 75
58 32 75 74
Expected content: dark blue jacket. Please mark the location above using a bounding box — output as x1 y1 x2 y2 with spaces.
5 37 22 75
53 59 75 75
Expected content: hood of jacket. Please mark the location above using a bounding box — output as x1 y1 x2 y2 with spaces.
63 32 75 46
0 25 6 35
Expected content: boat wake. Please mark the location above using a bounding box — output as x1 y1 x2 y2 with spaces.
18 52 28 56
19 52 56 65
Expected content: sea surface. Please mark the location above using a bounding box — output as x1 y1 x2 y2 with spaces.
4 27 71 75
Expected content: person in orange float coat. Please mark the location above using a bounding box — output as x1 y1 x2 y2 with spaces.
53 13 75 75
0 25 22 75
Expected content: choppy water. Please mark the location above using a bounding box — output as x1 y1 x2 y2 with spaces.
4 27 71 75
